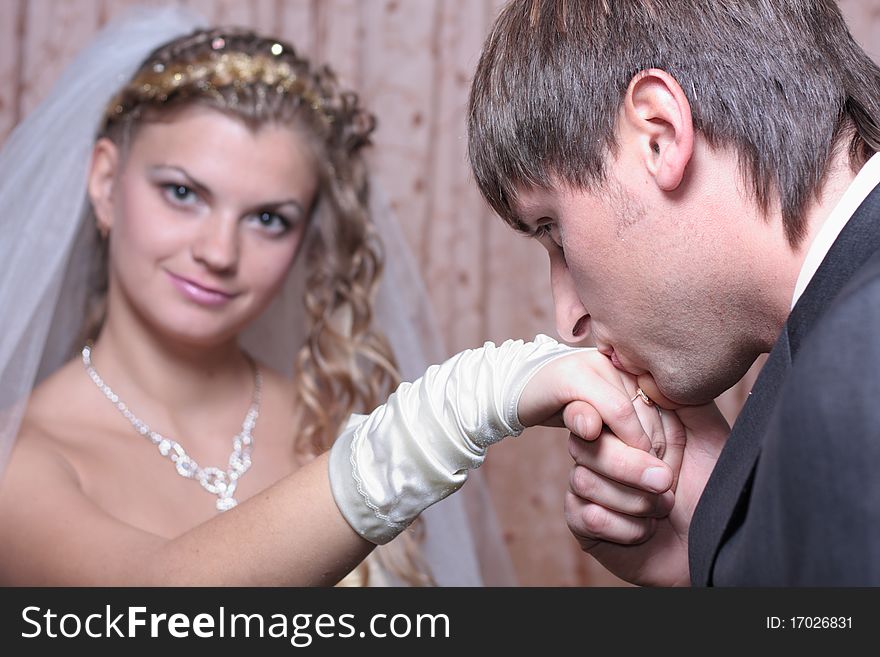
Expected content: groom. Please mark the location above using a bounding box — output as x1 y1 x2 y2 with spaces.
468 0 880 585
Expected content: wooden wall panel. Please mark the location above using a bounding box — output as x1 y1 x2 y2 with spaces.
18 0 102 116
0 1 24 139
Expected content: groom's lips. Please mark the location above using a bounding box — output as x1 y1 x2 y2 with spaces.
595 342 620 366
602 345 645 376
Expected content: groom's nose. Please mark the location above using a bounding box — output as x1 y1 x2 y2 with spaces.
549 252 590 344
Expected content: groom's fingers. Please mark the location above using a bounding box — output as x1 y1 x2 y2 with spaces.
568 431 672 493
675 402 730 457
564 491 658 547
569 462 674 518
658 405 687 490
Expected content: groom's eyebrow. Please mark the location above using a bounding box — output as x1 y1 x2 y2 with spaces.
505 206 539 236
507 196 548 237
510 216 536 236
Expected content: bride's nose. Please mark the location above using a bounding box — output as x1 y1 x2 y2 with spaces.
550 253 590 344
192 213 239 273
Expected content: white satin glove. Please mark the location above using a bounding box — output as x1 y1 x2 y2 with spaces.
329 334 583 544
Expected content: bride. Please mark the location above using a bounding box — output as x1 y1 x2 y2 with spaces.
0 7 667 586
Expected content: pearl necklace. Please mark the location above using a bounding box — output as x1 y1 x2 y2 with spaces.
81 345 261 512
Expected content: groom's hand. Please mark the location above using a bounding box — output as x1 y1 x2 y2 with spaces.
564 402 729 586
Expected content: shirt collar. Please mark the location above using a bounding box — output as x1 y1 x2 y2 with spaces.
791 151 880 309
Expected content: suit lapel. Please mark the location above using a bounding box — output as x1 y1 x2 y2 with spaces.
689 181 880 586
788 181 880 354
688 331 791 586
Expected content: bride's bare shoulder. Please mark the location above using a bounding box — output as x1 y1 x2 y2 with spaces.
0 359 141 585
19 357 97 447
4 356 108 493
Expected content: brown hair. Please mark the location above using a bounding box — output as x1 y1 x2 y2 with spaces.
468 0 880 245
86 27 433 586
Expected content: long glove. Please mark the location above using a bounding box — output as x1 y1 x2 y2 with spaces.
329 334 584 544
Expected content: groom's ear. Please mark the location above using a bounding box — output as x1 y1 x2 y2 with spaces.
620 69 694 192
87 137 120 234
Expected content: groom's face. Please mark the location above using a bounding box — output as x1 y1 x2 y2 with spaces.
514 172 762 405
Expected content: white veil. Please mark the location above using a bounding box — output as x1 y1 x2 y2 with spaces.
0 6 205 475
0 6 515 586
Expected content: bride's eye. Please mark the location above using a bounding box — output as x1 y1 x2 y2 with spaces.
248 210 292 236
161 183 199 206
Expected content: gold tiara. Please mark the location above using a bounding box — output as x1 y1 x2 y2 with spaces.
105 46 328 123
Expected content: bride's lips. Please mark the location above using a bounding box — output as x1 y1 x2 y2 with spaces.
167 272 237 307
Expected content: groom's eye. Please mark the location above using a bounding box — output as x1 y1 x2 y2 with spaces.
535 224 563 250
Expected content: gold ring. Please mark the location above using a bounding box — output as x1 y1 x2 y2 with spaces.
631 387 654 407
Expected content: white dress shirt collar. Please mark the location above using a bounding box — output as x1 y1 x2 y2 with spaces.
791 152 880 309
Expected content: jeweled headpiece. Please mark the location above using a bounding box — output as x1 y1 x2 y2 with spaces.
103 34 329 128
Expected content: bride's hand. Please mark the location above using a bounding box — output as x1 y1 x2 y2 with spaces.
517 349 665 457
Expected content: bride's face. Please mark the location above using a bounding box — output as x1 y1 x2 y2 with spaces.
88 106 318 347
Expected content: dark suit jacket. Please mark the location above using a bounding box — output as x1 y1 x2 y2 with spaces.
689 182 880 585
